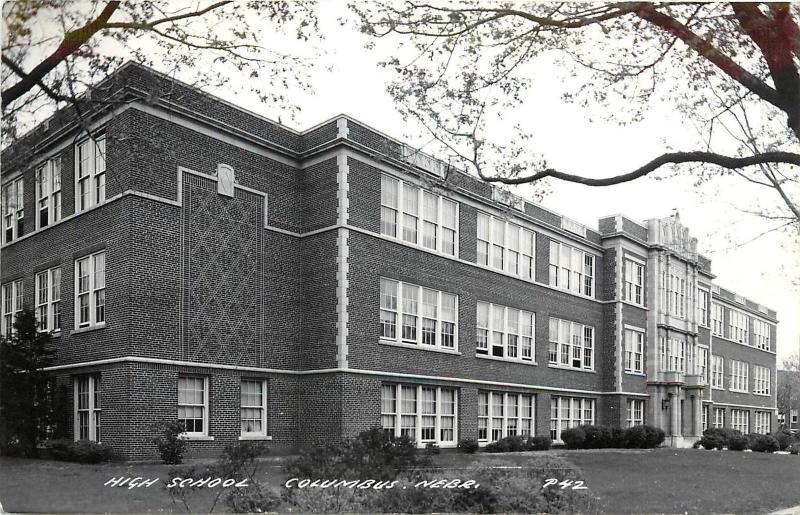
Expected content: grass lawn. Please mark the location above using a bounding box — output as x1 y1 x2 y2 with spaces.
1 449 798 513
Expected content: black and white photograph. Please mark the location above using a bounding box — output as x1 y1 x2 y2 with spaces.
1 1 799 513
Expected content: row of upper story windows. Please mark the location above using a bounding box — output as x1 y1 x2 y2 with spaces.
378 277 595 371
2 136 106 244
709 301 771 351
379 173 597 298
1 250 106 337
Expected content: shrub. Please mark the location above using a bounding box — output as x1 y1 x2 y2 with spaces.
424 442 440 455
788 442 800 455
700 427 747 450
526 435 552 451
560 427 586 449
457 438 479 454
748 434 779 453
698 433 726 450
728 434 749 451
624 425 666 449
485 435 526 453
43 439 119 463
152 420 187 464
774 429 794 451
581 425 615 449
285 427 426 481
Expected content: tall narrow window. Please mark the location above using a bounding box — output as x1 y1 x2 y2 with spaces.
711 303 724 336
711 356 724 389
2 177 24 243
491 218 505 270
728 309 749 344
697 289 709 326
421 191 438 250
753 366 770 395
477 212 490 266
401 183 418 244
506 225 520 276
520 229 535 280
36 157 62 228
441 199 458 256
696 346 708 383
713 408 724 428
754 411 771 434
548 317 594 371
753 319 770 351
74 375 101 441
1 279 23 337
380 175 399 237
730 409 749 433
623 259 645 306
626 400 645 427
178 376 207 436
240 379 267 437
549 240 594 297
624 329 644 374
421 288 438 346
380 278 398 339
729 360 749 392
75 136 106 212
36 267 61 332
75 251 106 329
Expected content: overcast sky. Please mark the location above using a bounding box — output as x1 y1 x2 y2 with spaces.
15 1 800 363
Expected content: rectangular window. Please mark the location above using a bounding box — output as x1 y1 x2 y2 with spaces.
476 211 535 279
730 409 749 433
476 301 534 363
549 317 594 371
380 174 459 256
380 278 458 351
624 329 644 374
35 267 61 332
696 347 708 383
729 360 749 392
753 319 770 351
626 399 645 427
711 356 724 389
240 379 267 436
36 156 62 229
381 383 457 446
75 251 105 329
74 375 101 441
2 177 24 243
702 405 709 431
753 365 771 395
178 376 208 436
666 269 687 318
792 409 798 424
754 411 771 435
477 391 535 442
548 240 594 297
711 303 724 336
623 259 645 306
662 338 687 373
697 289 709 327
550 397 595 442
75 135 106 212
1 279 23 338
713 407 724 428
728 309 749 345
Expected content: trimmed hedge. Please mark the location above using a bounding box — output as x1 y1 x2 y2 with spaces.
457 438 479 454
699 428 749 451
559 425 664 449
747 434 779 453
43 439 120 463
484 435 552 453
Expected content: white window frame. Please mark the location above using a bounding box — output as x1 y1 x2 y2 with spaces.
623 258 645 306
178 376 209 438
728 309 750 345
35 267 61 332
753 365 770 395
2 177 24 243
74 250 105 329
730 409 749 433
476 211 535 280
666 270 687 318
697 288 710 327
36 156 62 229
702 405 709 431
476 301 535 363
1 279 23 338
478 391 535 442
380 174 459 257
711 356 724 389
624 328 644 374
660 337 687 373
380 383 458 447
75 135 106 212
626 399 645 427
791 409 798 424
711 303 724 337
696 346 708 383
754 411 771 435
548 317 594 371
550 397 595 442
74 375 101 442
379 278 458 352
713 407 724 428
549 240 595 297
240 379 268 438
729 360 749 393
753 319 770 351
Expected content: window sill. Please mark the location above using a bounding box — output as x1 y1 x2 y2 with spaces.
238 435 273 441
728 389 749 394
547 363 595 374
180 435 214 441
752 393 771 397
71 323 106 335
378 339 461 355
476 354 537 366
624 371 646 377
712 386 724 391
